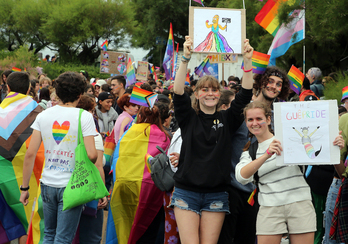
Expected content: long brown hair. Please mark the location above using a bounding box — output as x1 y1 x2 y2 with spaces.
136 106 170 141
242 101 273 151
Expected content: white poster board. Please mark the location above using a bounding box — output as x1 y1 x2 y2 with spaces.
274 100 339 165
189 7 246 54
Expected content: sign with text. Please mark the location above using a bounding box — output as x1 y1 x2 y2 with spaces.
136 61 149 81
208 53 238 63
274 100 339 166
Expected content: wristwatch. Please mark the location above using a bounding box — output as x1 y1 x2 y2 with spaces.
20 185 30 191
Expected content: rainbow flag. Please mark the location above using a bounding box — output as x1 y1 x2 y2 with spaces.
185 72 191 85
342 86 348 102
247 188 257 206
163 23 174 81
193 0 204 6
104 129 116 167
0 92 44 242
130 87 153 107
126 58 136 88
268 9 305 66
172 43 179 81
106 123 170 244
12 67 21 72
255 0 284 36
287 65 304 95
195 56 213 77
101 40 108 51
241 51 270 74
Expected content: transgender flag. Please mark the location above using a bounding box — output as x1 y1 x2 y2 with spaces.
268 9 305 66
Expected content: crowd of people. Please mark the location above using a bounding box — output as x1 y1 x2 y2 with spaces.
0 35 348 244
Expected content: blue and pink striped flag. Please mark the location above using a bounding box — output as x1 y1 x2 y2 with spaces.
268 9 305 66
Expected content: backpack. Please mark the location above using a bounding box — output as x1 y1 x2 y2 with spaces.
148 146 175 192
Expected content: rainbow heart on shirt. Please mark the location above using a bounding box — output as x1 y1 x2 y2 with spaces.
52 121 70 145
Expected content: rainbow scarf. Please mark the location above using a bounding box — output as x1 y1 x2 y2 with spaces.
0 92 44 242
255 0 284 36
287 65 304 95
106 123 170 244
126 57 136 88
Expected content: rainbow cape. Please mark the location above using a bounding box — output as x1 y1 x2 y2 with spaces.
101 40 108 51
106 123 170 244
241 51 270 74
255 0 284 36
287 65 304 95
126 58 136 88
0 92 44 242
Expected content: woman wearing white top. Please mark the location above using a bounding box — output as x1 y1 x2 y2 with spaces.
235 101 344 244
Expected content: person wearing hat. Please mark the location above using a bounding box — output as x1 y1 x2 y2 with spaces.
95 92 118 136
94 79 107 97
342 86 348 109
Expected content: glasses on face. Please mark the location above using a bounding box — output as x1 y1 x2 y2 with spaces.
268 78 283 88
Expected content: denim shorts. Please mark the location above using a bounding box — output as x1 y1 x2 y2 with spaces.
169 187 230 215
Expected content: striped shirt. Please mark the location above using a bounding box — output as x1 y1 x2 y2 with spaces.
235 137 311 207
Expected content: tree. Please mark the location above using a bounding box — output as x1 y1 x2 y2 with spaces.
40 0 135 64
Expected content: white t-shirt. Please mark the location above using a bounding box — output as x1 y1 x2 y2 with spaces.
31 106 97 187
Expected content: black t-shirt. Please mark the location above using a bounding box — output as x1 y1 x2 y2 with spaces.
173 88 252 193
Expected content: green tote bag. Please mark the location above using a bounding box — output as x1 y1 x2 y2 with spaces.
63 109 109 211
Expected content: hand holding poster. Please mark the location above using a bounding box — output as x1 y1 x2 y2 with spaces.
274 100 340 165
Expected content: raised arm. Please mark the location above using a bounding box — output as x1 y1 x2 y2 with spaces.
174 36 192 95
241 39 254 90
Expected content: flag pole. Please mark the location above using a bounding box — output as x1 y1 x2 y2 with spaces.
303 6 306 72
243 0 245 9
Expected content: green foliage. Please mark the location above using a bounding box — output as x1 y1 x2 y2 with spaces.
42 63 110 80
323 72 348 104
0 46 39 75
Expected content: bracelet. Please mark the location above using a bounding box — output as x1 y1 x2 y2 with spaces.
266 148 274 156
20 185 30 191
242 67 253 73
181 58 189 64
182 55 191 61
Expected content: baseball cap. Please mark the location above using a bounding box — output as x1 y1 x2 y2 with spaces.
95 79 107 87
98 92 113 102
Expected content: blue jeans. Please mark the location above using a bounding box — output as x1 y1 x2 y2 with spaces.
323 178 344 244
41 183 83 244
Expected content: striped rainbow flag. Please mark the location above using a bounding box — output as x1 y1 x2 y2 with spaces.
193 0 204 6
342 86 348 102
12 67 21 72
287 65 304 95
101 40 108 51
241 51 270 74
130 86 153 107
126 58 136 88
0 92 45 243
106 123 170 244
255 0 284 36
